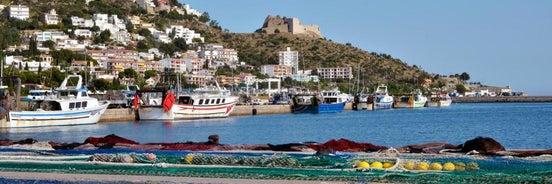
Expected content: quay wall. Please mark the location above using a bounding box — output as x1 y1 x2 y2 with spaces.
99 108 136 122
452 96 552 103
99 102 363 122
231 105 291 116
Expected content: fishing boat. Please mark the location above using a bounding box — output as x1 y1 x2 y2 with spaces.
136 81 238 120
172 81 238 119
1 75 110 128
134 88 174 120
372 84 394 110
319 89 348 113
291 88 347 113
394 89 427 108
427 92 452 107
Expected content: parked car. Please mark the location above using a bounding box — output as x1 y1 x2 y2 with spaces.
252 99 265 105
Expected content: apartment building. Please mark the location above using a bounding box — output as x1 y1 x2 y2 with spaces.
316 67 353 79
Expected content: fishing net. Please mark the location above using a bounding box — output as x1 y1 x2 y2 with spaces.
0 149 550 183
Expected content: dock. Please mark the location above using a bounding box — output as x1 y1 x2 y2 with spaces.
99 96 552 122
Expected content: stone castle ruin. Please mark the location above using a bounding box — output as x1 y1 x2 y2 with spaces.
261 15 322 38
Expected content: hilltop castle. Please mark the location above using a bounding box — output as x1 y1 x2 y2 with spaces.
261 15 322 38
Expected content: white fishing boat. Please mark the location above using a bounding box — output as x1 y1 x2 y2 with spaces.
394 89 427 108
173 81 238 119
136 81 238 120
427 92 452 107
373 84 394 110
1 75 110 128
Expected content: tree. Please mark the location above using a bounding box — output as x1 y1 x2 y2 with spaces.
91 25 100 32
121 68 138 79
459 72 470 81
159 43 177 58
456 84 467 94
172 37 188 51
144 70 157 79
94 30 111 44
91 78 110 91
137 40 149 52
137 28 152 38
42 40 56 50
199 12 210 23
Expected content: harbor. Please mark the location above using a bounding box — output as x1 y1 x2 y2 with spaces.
98 96 552 122
1 103 551 183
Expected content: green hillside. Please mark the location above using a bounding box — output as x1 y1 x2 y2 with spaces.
0 0 460 94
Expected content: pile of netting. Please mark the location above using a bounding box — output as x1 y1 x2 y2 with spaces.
0 148 550 183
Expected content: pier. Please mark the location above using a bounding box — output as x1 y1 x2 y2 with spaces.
98 96 552 122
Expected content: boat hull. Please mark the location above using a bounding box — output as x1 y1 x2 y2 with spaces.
394 101 427 108
373 96 394 110
137 106 174 120
172 102 237 119
292 102 346 113
2 101 110 128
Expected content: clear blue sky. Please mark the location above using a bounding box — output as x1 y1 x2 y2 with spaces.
183 0 552 95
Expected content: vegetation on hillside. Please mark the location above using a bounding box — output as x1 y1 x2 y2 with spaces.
0 0 472 95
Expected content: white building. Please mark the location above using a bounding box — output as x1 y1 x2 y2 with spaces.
74 29 93 38
34 31 69 42
139 52 155 60
3 56 25 66
183 4 202 17
110 15 127 30
9 5 29 20
22 61 54 72
71 16 94 28
165 25 204 44
40 9 59 25
93 13 109 25
316 67 353 79
279 47 299 74
112 31 131 45
152 30 171 43
56 39 87 51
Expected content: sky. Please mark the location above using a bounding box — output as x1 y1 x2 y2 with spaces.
183 0 552 96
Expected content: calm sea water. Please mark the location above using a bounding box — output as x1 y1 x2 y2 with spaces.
1 103 551 149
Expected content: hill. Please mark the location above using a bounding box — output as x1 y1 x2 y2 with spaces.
2 0 451 94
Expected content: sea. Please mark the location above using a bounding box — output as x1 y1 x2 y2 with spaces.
1 102 551 149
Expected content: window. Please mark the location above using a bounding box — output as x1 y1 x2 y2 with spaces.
216 99 220 104
82 101 88 108
222 99 226 103
199 99 204 105
75 102 81 108
211 99 215 104
69 103 75 109
205 99 210 104
81 92 88 97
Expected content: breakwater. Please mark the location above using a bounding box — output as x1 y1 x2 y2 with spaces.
452 96 552 103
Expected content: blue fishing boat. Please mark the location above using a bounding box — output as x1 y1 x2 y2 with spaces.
291 89 347 113
373 84 394 110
